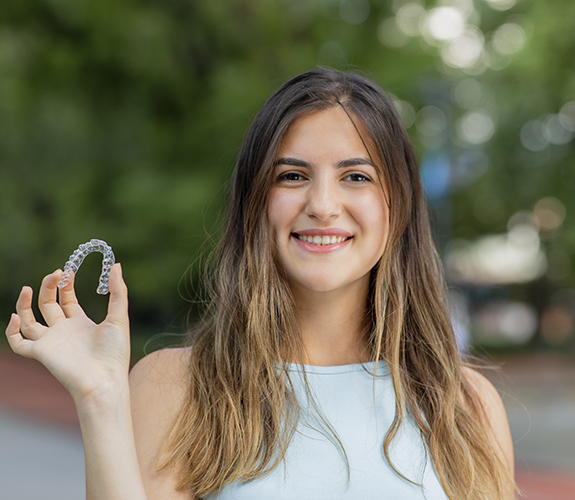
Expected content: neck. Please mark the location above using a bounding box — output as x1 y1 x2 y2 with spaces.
290 278 371 366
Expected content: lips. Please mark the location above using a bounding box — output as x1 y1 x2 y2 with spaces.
295 228 352 237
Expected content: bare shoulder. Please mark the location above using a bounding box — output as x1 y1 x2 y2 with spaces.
462 367 514 475
129 347 195 500
462 367 503 407
130 347 191 395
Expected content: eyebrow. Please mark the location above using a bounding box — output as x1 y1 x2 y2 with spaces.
273 157 376 169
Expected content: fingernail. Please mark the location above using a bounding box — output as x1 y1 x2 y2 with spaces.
117 263 123 277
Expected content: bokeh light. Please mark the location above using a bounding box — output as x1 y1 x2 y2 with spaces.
542 114 574 145
492 23 526 55
441 28 484 69
457 110 495 144
424 7 466 42
395 2 426 37
474 301 538 345
446 211 547 285
416 105 447 137
520 119 549 151
392 98 416 128
484 0 517 11
559 101 575 132
533 197 566 232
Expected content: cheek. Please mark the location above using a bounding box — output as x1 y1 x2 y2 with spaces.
267 190 296 267
266 190 282 236
358 193 390 251
379 200 390 240
267 189 300 233
358 192 388 224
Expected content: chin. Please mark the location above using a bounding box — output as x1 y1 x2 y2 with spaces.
290 276 355 295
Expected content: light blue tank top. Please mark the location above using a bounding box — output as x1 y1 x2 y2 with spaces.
204 361 448 500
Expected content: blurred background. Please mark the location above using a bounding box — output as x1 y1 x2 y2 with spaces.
0 0 574 498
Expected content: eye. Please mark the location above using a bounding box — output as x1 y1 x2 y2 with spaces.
276 172 306 182
345 173 372 183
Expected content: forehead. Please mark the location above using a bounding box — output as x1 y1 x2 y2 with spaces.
276 106 381 164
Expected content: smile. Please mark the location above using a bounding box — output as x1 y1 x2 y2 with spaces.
294 234 351 246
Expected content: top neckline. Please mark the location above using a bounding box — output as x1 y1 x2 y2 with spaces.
283 360 387 375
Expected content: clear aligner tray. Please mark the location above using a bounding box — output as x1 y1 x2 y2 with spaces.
58 239 115 295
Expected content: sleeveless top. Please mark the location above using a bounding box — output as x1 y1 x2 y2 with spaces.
203 361 449 500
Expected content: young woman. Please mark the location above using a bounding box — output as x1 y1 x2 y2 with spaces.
5 69 515 499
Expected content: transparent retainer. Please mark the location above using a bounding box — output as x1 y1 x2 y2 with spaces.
57 239 115 295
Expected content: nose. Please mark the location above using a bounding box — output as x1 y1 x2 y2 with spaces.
304 176 342 221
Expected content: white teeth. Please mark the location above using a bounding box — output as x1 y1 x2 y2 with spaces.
296 234 349 246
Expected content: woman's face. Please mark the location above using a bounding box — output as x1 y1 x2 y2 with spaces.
267 106 389 297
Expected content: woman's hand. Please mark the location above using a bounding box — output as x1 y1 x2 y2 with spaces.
5 263 130 405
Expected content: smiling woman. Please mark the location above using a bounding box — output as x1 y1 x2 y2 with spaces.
6 69 515 500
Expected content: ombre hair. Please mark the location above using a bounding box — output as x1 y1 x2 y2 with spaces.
159 69 515 499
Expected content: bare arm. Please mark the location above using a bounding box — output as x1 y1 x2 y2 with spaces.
77 379 147 499
463 368 515 477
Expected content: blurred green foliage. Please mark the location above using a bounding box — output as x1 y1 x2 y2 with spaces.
1 0 574 354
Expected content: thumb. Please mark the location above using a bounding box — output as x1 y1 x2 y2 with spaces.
106 263 129 327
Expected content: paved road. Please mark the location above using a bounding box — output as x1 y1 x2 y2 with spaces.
1 350 574 499
483 355 575 474
0 407 85 500
482 355 575 499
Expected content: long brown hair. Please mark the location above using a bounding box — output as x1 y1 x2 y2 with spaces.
160 69 515 499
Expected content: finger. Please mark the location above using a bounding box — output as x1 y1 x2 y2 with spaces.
16 286 46 340
5 313 35 359
106 264 129 327
38 270 66 326
57 271 85 318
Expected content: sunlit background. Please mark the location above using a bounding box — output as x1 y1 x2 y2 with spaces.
1 1 575 497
